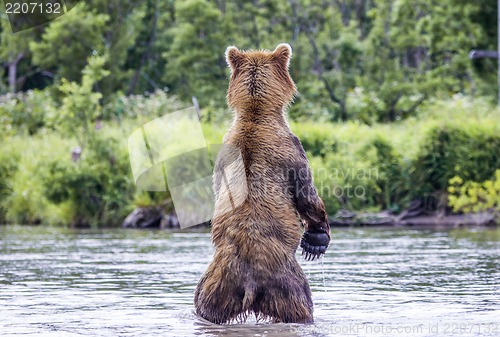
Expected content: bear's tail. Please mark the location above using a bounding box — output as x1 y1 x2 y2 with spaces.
242 284 255 311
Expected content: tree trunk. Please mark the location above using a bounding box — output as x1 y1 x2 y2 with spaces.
7 53 24 93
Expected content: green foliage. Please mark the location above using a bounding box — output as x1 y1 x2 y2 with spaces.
360 137 409 211
292 122 379 213
292 123 337 158
0 135 71 225
413 123 500 196
292 122 410 213
448 171 500 213
0 122 137 227
43 136 135 228
0 20 32 93
0 146 20 223
48 54 109 147
0 90 53 135
291 99 500 214
162 0 229 106
104 89 184 121
2 0 497 120
29 4 109 82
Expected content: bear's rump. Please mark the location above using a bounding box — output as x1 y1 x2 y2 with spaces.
194 247 313 323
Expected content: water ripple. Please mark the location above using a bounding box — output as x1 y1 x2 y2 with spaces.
1 225 499 336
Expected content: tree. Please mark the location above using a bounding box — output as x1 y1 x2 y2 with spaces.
1 0 497 121
358 0 486 121
29 3 108 83
48 54 109 149
162 0 231 107
124 0 176 95
84 0 147 97
289 0 364 121
0 19 39 93
29 1 148 98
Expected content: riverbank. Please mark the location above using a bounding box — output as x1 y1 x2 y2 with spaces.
329 210 498 228
119 204 498 230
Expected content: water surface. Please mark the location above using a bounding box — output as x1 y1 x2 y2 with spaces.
1 225 499 336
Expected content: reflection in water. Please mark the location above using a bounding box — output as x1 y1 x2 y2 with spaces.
1 225 499 336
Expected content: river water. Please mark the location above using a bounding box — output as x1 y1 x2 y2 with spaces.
0 225 499 337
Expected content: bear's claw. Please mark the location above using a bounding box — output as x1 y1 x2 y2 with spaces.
300 231 329 261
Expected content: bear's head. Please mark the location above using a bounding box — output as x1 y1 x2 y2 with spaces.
225 43 297 114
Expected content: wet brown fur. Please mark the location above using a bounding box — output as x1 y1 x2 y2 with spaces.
194 44 329 324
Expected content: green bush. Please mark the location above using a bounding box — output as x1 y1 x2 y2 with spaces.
309 134 410 214
0 147 20 223
0 135 70 225
104 89 185 121
43 135 135 227
292 123 338 158
448 171 500 213
314 152 380 214
292 123 398 214
0 132 136 227
358 137 410 212
413 123 500 197
0 90 54 136
290 99 500 215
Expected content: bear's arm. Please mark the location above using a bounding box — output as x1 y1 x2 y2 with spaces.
288 136 330 236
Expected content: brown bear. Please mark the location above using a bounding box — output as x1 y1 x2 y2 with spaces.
194 43 330 324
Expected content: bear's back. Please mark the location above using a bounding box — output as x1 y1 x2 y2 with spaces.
211 118 303 260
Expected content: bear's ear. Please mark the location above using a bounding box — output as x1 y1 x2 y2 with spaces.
226 46 243 72
272 43 292 68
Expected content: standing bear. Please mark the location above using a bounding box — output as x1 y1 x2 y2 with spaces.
194 43 330 324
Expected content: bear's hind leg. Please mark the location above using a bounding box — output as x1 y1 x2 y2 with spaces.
252 269 313 323
194 267 246 324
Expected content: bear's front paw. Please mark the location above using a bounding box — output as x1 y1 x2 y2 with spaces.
300 230 329 261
